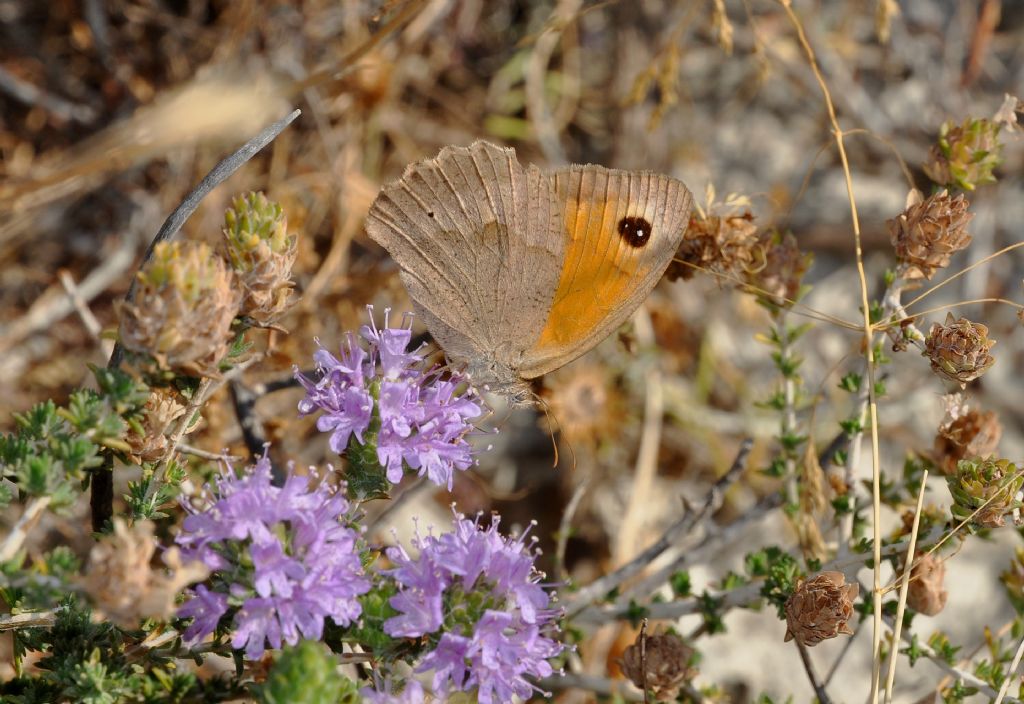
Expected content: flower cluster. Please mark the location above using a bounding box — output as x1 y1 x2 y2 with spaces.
382 512 563 704
948 457 1024 529
175 456 370 659
296 309 484 493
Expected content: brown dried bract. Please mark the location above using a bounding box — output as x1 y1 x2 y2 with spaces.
784 571 858 647
934 404 1002 476
619 632 697 700
667 211 758 282
118 241 241 378
923 313 996 386
906 552 948 616
125 386 199 463
888 190 972 282
79 519 209 629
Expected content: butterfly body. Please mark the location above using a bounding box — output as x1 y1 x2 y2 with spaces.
366 141 692 401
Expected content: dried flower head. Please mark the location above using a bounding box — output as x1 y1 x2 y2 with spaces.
933 399 1001 476
119 241 241 377
125 387 198 463
80 519 208 629
905 552 948 616
296 308 484 496
619 632 697 701
176 455 370 659
667 184 758 281
543 364 617 447
923 117 1003 191
923 314 995 386
744 229 812 308
888 190 973 281
947 457 1024 529
222 192 298 325
783 571 858 647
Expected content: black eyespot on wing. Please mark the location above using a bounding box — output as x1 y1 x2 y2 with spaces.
618 216 652 248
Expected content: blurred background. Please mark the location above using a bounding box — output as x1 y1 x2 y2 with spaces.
2 0 1024 700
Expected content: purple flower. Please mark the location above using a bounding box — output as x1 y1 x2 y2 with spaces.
296 307 484 491
361 678 425 704
175 455 371 659
383 511 564 701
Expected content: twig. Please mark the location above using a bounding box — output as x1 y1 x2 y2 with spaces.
228 379 273 469
614 308 662 567
0 234 136 355
0 64 98 124
539 672 644 701
995 632 1024 704
796 640 834 704
366 477 430 535
554 474 591 582
564 439 752 617
610 485 782 612
639 618 650 704
777 4 884 700
0 496 52 563
524 0 579 165
575 577 763 626
0 609 58 631
177 444 241 462
58 270 113 357
883 469 929 703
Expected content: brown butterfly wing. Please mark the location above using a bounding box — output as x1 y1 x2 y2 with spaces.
365 141 564 379
518 166 693 378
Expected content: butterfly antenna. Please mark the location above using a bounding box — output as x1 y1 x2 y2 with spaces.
533 390 576 471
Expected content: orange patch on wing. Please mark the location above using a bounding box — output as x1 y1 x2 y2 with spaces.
529 191 652 362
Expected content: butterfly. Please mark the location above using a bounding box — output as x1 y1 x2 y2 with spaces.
366 141 693 401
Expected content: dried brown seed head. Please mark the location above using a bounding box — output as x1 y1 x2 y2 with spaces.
619 632 697 700
906 552 948 616
888 190 972 282
923 313 996 386
79 519 209 629
744 230 812 308
783 571 859 647
118 241 241 377
222 192 298 325
934 404 1002 476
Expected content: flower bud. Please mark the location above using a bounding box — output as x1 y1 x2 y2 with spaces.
619 632 697 700
923 314 995 386
948 457 1023 528
888 190 972 281
923 118 1003 191
783 571 858 646
222 192 297 325
119 241 240 376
